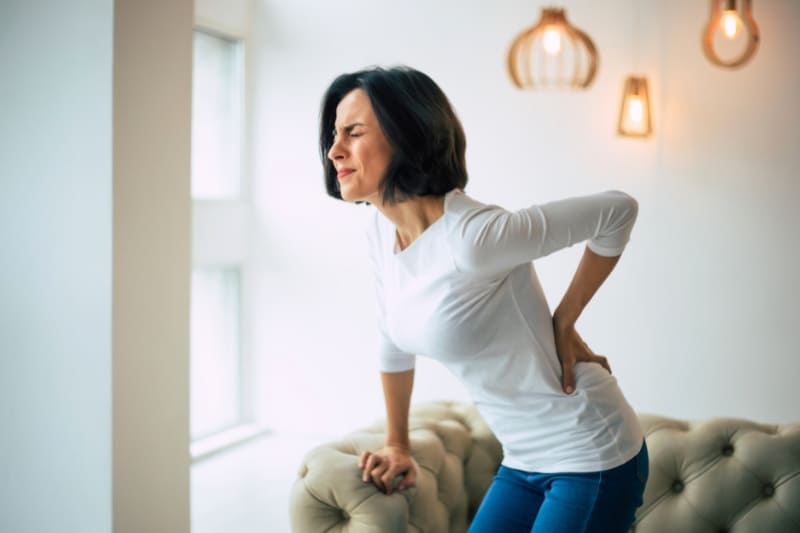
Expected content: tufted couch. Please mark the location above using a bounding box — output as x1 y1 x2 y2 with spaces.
289 401 800 532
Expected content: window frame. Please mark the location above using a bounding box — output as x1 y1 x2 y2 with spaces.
189 24 265 460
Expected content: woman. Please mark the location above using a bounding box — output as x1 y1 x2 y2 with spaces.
319 66 648 533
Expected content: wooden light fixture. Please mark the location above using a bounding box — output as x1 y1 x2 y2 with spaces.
617 76 652 137
702 0 760 69
507 6 598 90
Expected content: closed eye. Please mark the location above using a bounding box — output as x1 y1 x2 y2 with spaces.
333 122 365 139
332 130 364 140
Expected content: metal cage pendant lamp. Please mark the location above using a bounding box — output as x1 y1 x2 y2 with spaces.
702 0 760 68
507 6 598 90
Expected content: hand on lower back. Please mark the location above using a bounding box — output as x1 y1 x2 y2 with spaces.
553 321 611 394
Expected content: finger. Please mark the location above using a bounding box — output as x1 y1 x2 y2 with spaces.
575 338 595 360
397 464 417 490
381 462 408 495
362 454 381 482
370 464 389 493
595 354 611 373
577 338 598 361
381 469 397 495
358 450 370 469
361 453 375 476
562 357 576 394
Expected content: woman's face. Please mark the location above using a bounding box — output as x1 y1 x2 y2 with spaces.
328 89 393 204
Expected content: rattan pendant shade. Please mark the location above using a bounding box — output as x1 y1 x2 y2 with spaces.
507 7 598 90
702 0 760 69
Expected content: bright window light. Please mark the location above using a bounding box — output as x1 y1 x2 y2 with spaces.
190 268 243 439
191 29 243 199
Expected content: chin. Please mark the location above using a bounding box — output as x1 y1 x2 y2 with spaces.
340 186 367 203
339 185 377 204
339 189 357 202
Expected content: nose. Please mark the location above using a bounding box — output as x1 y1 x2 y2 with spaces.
327 134 344 162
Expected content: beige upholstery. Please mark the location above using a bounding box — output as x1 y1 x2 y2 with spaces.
635 414 800 532
290 401 800 532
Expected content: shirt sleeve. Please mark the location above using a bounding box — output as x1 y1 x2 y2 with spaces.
366 213 416 373
452 190 639 274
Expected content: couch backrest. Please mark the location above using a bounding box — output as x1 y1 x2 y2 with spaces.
290 401 800 532
635 414 800 533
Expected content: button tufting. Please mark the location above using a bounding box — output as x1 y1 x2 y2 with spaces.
721 444 734 456
672 480 684 493
763 484 775 497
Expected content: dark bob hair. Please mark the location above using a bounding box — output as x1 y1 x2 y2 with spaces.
319 66 468 204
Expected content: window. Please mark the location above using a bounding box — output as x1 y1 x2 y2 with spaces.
190 268 242 439
191 29 243 199
190 28 259 454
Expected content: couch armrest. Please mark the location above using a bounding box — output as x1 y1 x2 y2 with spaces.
289 401 502 533
290 436 412 533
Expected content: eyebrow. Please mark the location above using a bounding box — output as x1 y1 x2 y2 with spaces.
333 122 365 134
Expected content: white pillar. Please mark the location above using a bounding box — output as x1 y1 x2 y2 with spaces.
113 0 192 531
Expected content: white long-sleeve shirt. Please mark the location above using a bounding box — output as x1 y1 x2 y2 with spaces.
366 189 643 473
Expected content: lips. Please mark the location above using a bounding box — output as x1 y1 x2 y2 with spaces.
337 168 355 180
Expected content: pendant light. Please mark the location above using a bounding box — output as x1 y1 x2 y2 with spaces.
507 6 598 90
702 0 760 68
617 76 652 137
617 0 653 138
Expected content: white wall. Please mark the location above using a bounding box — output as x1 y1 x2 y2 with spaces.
247 0 799 437
1 1 194 532
0 1 113 531
617 0 800 424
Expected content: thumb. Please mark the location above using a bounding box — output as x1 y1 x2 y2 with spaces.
561 358 575 394
397 465 416 490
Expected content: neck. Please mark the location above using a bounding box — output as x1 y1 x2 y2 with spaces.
375 194 446 251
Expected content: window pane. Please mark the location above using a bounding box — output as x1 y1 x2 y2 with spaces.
191 268 242 439
191 30 242 199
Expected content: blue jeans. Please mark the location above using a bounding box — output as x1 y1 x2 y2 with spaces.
469 442 648 533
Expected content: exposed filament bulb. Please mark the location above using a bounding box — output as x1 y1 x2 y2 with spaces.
543 26 562 55
721 9 742 39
